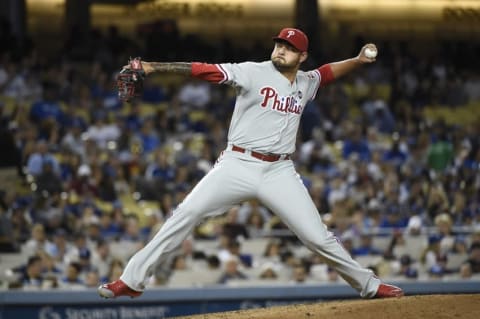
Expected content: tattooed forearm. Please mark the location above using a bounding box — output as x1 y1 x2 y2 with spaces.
149 62 192 75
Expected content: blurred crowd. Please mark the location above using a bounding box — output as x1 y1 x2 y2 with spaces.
0 20 480 291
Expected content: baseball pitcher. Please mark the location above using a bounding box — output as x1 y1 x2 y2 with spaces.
100 27 403 299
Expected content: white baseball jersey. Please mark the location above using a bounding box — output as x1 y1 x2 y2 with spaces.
217 61 320 154
191 61 334 154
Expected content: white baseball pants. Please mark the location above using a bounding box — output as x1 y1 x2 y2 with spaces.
120 149 380 297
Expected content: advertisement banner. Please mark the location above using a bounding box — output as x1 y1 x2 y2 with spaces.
1 299 319 319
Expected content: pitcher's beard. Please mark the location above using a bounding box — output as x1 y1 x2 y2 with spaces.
272 59 296 72
272 58 298 73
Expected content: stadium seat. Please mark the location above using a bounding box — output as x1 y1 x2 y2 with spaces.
292 245 313 259
167 269 222 287
0 253 27 272
354 255 384 268
394 235 428 261
109 241 141 262
194 240 220 255
241 238 270 256
225 278 289 287
446 253 468 270
372 235 393 253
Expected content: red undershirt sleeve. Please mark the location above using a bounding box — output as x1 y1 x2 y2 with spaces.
317 64 335 87
191 62 226 83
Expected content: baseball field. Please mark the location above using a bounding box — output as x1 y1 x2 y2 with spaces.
173 294 480 319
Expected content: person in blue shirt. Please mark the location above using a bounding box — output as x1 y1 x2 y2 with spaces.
379 205 409 229
26 140 60 176
30 82 64 124
136 117 161 155
383 136 408 166
342 126 371 161
352 233 384 256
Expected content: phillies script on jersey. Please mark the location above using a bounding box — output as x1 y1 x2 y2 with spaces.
259 87 303 114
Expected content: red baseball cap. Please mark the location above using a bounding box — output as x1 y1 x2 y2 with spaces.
273 28 309 52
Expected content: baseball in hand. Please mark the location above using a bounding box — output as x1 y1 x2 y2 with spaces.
365 47 377 59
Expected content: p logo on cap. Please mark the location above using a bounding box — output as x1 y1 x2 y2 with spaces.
273 28 309 52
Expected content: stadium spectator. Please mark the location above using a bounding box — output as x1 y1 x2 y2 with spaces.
38 250 62 279
218 238 252 268
206 255 221 270
396 254 418 279
69 164 98 197
466 243 480 274
29 82 63 127
459 263 473 279
170 254 188 271
326 267 341 283
342 126 371 161
433 213 456 254
361 87 395 134
23 223 55 257
85 111 120 150
85 270 101 288
421 234 448 272
19 255 44 290
177 78 211 109
9 202 31 245
352 233 383 256
259 264 279 280
34 161 63 195
104 259 124 283
245 210 267 238
217 256 248 284
427 126 454 172
90 240 112 280
221 206 249 241
135 117 161 155
289 262 313 284
59 262 84 289
26 140 60 177
98 210 122 240
46 228 73 264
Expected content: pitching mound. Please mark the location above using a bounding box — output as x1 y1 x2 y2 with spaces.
173 294 480 319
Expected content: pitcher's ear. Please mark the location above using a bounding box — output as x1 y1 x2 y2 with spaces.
300 51 308 63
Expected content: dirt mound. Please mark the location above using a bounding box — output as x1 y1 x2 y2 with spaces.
173 294 480 319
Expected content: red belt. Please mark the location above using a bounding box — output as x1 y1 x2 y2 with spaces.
231 145 290 162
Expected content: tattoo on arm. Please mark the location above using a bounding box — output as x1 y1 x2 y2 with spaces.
150 62 191 75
